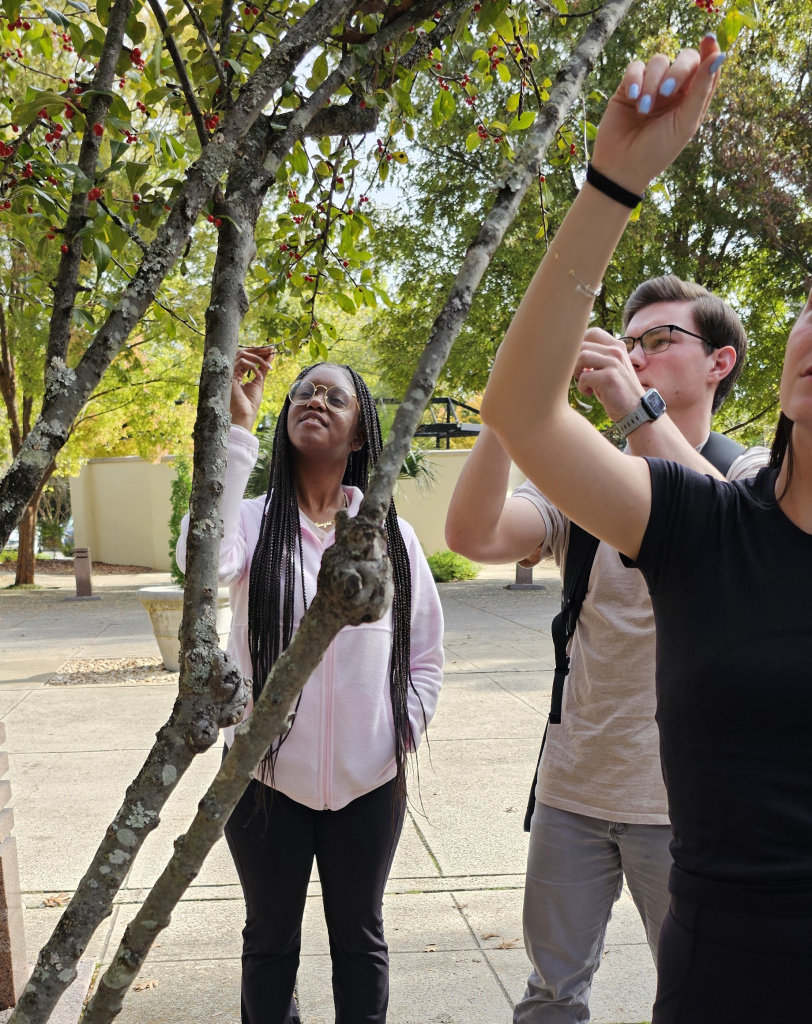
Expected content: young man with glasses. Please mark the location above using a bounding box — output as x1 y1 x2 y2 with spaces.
445 275 768 1023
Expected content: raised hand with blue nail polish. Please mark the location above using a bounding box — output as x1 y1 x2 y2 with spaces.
589 33 725 197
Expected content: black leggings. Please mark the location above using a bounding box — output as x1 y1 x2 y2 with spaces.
653 895 812 1023
224 777 405 1024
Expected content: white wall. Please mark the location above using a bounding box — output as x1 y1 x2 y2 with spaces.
70 456 176 570
70 447 525 568
395 448 526 556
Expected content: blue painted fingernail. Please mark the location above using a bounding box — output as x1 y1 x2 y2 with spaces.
704 32 717 40
638 94 652 114
628 82 640 100
659 77 676 97
709 52 727 75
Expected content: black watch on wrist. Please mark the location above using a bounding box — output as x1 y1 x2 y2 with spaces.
614 388 667 437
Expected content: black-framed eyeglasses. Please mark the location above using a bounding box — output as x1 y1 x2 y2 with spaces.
288 379 359 412
618 324 711 355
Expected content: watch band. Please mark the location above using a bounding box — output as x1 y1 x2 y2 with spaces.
615 389 666 437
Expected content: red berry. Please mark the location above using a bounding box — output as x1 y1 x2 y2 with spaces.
27 206 33 213
214 218 222 227
93 123 104 137
60 244 68 253
360 100 367 108
386 153 393 161
45 132 54 142
131 47 141 59
207 214 215 222
11 124 18 132
38 108 48 118
133 204 140 211
23 21 30 30
47 233 55 240
74 85 82 94
55 124 63 134
65 107 75 118
132 193 140 202
342 260 349 268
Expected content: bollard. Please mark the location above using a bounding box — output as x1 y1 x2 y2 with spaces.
504 561 546 591
65 547 101 602
0 721 27 1009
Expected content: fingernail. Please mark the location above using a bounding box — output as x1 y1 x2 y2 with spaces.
704 31 717 40
628 82 640 100
638 94 652 115
659 77 676 97
709 52 727 75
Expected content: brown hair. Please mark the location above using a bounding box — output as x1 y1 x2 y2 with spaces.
623 275 748 414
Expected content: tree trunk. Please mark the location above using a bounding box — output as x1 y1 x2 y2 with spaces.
14 494 40 586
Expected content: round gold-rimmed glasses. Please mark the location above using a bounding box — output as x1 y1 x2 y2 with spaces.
288 379 359 412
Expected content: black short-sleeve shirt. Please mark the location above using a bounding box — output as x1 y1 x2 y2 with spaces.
625 459 812 913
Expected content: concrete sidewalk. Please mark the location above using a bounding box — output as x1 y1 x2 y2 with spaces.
0 567 656 1023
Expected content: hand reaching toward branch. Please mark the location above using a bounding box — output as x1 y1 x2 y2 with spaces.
230 346 275 431
590 34 725 195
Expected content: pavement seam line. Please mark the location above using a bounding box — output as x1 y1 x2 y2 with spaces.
450 891 516 1010
444 593 555 635
406 808 444 877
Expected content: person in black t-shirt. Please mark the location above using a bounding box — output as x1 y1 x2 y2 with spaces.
479 36 812 1024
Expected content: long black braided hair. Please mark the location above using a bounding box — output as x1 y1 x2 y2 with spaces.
247 363 423 803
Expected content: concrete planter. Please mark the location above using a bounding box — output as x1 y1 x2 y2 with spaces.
138 585 233 671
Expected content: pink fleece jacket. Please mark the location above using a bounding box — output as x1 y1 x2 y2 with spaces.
176 425 445 811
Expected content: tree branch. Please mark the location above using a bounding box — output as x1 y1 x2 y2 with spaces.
182 0 229 97
44 0 134 376
77 4 634 1019
147 0 209 148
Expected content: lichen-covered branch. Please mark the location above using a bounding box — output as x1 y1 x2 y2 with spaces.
77 6 633 1021
44 0 134 376
0 0 358 551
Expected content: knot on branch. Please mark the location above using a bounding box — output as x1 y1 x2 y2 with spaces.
185 712 220 752
207 649 251 727
316 512 393 626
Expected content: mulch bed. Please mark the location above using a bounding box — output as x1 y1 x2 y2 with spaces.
48 657 177 685
0 559 155 574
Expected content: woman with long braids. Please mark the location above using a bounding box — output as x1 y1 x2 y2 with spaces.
177 352 444 1024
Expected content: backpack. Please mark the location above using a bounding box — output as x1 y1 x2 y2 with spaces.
522 431 746 832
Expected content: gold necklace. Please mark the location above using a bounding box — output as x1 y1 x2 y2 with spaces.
312 492 348 530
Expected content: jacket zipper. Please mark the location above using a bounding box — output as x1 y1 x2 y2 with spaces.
322 636 334 810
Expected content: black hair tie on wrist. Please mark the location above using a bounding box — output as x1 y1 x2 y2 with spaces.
585 163 644 209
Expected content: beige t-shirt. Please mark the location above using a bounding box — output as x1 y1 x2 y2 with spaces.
514 446 770 824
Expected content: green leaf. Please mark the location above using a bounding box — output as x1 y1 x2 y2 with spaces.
496 62 511 84
151 34 162 80
125 161 151 192
290 142 308 176
307 51 328 89
66 0 90 10
93 237 112 280
72 307 96 329
431 92 444 128
506 93 520 113
466 132 481 152
392 151 408 164
378 159 389 182
489 120 508 132
720 8 744 47
492 12 514 40
334 292 355 314
44 6 70 28
585 121 597 141
508 110 536 131
127 13 147 45
629 202 642 222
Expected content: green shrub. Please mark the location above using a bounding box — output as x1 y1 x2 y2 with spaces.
427 550 481 583
169 454 193 586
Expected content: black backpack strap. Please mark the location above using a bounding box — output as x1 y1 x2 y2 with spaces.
523 523 600 832
701 430 746 476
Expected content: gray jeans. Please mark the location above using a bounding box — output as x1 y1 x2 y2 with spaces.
514 801 672 1024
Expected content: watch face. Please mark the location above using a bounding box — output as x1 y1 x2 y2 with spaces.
642 390 666 418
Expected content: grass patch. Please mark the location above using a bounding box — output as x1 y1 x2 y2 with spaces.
427 550 481 583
